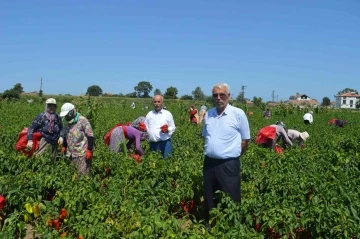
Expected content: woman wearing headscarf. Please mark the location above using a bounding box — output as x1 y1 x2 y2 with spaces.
189 106 198 124
108 116 147 162
26 98 62 161
58 103 94 176
256 121 293 150
198 105 207 124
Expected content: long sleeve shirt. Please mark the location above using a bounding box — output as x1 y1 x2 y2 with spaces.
61 115 94 157
270 124 293 146
27 113 62 145
124 126 144 156
287 129 304 146
303 113 313 123
145 109 176 142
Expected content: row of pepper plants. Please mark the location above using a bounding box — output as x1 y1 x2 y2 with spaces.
0 100 360 238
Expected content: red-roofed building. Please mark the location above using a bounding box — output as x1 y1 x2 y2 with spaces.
335 92 360 109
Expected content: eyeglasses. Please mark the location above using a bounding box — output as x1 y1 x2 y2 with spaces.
212 93 228 98
153 101 162 103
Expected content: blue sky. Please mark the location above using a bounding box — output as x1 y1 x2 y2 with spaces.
1 0 359 102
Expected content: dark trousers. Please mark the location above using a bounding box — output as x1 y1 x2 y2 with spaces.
150 139 173 158
304 120 310 125
203 156 241 222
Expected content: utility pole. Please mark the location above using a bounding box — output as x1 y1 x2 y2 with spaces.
277 95 279 102
39 78 43 97
272 90 275 102
241 85 247 104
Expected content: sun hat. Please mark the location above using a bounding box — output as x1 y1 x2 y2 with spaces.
60 103 75 117
299 131 309 141
45 98 56 105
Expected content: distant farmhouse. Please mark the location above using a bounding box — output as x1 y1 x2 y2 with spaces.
335 92 360 109
286 93 319 108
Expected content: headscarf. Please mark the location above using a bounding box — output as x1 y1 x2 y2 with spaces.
200 105 207 111
45 104 56 133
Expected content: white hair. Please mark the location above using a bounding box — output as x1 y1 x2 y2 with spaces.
212 83 230 94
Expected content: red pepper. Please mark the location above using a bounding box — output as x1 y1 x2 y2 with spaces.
53 219 60 231
0 195 6 210
59 208 67 220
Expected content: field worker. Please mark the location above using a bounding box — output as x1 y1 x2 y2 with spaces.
130 102 135 109
328 118 348 127
263 108 271 119
58 103 94 176
145 94 176 158
198 105 207 124
202 83 250 228
26 98 62 161
256 121 293 149
303 111 313 125
286 129 309 148
189 105 198 124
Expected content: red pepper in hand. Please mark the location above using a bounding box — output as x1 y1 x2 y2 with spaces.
160 124 168 133
85 150 93 160
138 122 147 131
130 154 142 163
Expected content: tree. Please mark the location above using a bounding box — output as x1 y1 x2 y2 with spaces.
134 81 153 98
164 86 178 99
252 96 263 107
180 94 193 100
13 83 24 94
236 92 245 103
356 100 360 109
321 97 331 106
337 88 358 95
2 83 24 99
192 86 206 100
153 88 162 96
86 85 103 96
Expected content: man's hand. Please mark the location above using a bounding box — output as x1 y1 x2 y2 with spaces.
26 140 33 150
85 150 93 160
160 124 168 133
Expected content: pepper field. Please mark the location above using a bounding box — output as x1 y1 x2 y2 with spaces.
0 96 360 239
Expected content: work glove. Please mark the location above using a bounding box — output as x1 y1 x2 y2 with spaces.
85 150 93 160
160 124 168 133
26 140 33 150
58 137 64 146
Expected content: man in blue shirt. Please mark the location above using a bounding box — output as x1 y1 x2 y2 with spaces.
202 83 251 226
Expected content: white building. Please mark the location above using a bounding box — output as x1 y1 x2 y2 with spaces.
335 92 360 109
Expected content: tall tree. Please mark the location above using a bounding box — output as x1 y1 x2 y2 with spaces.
164 86 178 99
153 88 162 96
337 88 358 95
180 94 193 100
192 86 206 100
13 83 24 94
2 83 24 99
86 85 103 96
321 97 331 106
252 96 263 107
134 81 153 98
236 92 245 103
